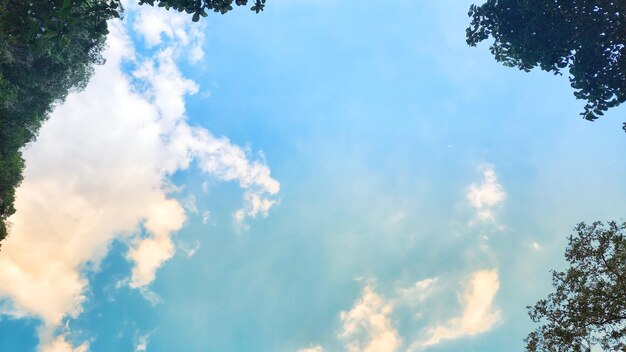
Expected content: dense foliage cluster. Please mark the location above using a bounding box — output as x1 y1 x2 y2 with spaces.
0 0 117 244
0 0 260 246
467 0 626 130
525 221 626 351
138 0 266 19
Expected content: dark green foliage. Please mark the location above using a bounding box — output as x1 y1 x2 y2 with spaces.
466 1 626 130
525 221 626 351
137 0 267 19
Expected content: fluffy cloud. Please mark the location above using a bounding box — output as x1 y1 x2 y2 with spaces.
467 166 506 222
339 285 402 352
131 1 205 63
0 8 278 351
40 335 88 352
411 270 501 350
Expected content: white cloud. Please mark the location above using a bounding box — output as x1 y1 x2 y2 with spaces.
397 278 437 307
40 334 88 352
304 271 498 352
301 166 506 352
296 346 325 352
0 9 278 351
302 166 506 352
131 2 205 63
138 287 163 307
128 232 177 288
178 240 201 258
233 208 250 233
339 285 402 352
411 270 501 350
183 195 199 214
466 166 506 222
134 333 150 352
202 210 211 224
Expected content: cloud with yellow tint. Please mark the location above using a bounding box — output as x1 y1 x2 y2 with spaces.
339 285 402 352
298 270 500 352
411 270 501 350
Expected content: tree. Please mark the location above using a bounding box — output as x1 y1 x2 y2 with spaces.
525 221 626 352
0 0 266 246
466 1 626 131
0 0 114 245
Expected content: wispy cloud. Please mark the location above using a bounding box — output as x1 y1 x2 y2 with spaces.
177 240 201 258
0 8 278 351
411 270 501 350
301 270 499 352
467 165 506 222
397 278 437 307
339 285 402 352
134 332 151 352
201 210 211 224
301 162 506 352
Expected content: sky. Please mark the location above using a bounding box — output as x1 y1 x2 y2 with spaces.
1 1 626 351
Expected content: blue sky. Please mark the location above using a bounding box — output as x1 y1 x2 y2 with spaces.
1 1 626 351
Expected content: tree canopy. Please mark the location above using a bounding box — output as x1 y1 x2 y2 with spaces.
466 0 626 131
138 0 266 19
0 0 265 246
525 221 626 351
